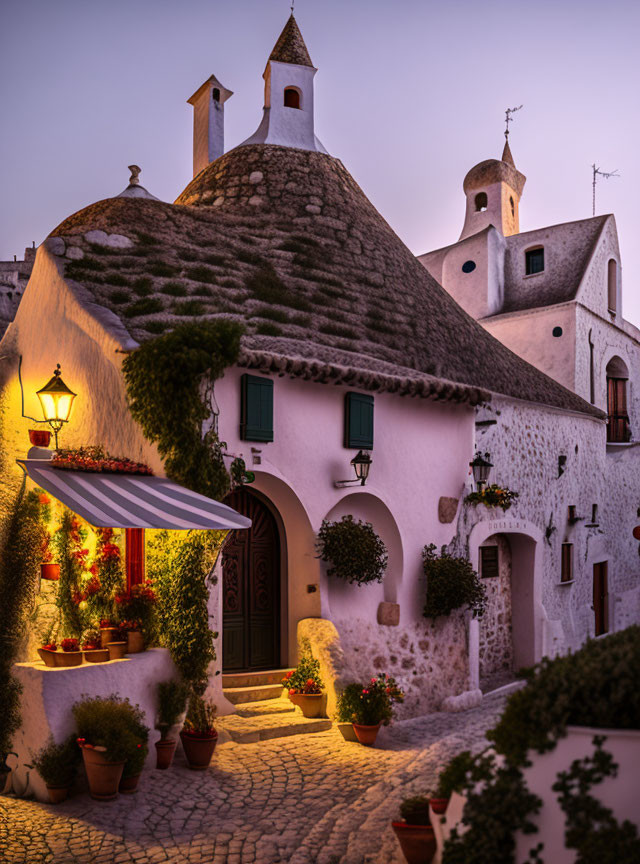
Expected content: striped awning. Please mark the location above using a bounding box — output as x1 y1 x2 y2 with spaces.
17 459 252 531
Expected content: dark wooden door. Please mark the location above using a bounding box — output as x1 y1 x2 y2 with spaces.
222 490 280 671
593 562 609 637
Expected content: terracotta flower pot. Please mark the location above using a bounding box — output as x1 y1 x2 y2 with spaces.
107 641 127 660
429 797 449 815
56 651 83 668
155 738 178 770
119 773 141 794
38 648 58 668
392 822 437 864
83 649 110 663
127 630 144 654
80 745 125 801
29 429 51 447
336 721 359 742
289 693 323 718
100 627 118 648
46 785 69 804
180 730 218 771
352 723 381 746
40 563 60 581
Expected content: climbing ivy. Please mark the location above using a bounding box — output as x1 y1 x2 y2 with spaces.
122 320 244 501
316 515 388 585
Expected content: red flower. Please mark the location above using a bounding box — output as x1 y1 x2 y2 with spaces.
285 671 294 678
38 493 50 505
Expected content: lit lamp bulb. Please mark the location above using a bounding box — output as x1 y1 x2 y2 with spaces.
36 364 76 449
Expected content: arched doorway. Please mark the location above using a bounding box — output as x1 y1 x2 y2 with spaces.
222 489 281 672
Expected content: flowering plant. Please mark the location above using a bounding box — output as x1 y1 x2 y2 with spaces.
465 484 518 512
60 637 80 652
281 638 323 694
51 445 153 475
41 641 57 651
182 694 217 737
99 618 115 629
116 580 156 639
40 536 54 563
351 674 404 726
119 618 142 632
81 629 102 650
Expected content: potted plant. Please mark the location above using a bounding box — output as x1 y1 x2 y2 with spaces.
73 695 149 801
107 625 128 660
335 683 363 741
40 535 60 582
119 741 148 794
392 795 436 864
180 694 218 771
351 674 404 746
57 637 82 667
31 735 80 804
29 428 52 447
121 619 144 653
99 618 119 648
431 750 478 814
82 628 109 663
38 622 60 667
155 680 189 769
281 640 325 718
115 580 157 651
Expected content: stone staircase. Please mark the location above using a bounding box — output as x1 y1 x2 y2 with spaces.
218 669 333 744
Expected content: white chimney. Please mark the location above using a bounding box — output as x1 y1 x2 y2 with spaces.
187 74 233 179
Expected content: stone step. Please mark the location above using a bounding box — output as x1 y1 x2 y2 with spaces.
217 711 333 744
222 668 294 689
234 698 296 718
223 683 284 704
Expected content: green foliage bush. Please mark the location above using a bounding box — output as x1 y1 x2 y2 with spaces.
183 694 216 734
148 530 222 693
400 796 431 826
422 544 486 620
122 319 243 500
31 735 80 787
156 679 190 738
317 515 388 586
335 683 365 723
0 483 44 755
435 750 489 798
487 626 640 765
73 695 149 764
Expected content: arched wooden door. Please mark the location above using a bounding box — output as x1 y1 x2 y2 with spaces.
222 489 280 672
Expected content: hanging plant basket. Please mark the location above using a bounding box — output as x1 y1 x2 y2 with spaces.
29 429 52 447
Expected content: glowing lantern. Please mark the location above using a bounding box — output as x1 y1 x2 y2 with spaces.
36 364 76 449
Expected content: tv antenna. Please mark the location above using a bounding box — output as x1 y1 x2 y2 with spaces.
592 164 619 216
504 105 523 140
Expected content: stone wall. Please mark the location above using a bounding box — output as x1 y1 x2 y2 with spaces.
478 534 513 691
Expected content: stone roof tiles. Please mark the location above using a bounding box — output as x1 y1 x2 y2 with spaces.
269 15 313 67
47 143 602 419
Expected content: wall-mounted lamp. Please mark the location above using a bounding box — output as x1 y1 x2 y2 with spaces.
335 450 372 488
36 364 76 449
470 451 493 490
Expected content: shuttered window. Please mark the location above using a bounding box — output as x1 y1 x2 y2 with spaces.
240 374 274 442
344 392 374 449
480 546 499 578
593 562 609 636
607 377 630 443
561 543 573 583
125 528 145 589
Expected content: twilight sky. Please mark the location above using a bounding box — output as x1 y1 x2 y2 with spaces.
2 0 639 323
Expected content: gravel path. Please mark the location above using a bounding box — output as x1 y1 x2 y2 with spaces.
0 693 506 864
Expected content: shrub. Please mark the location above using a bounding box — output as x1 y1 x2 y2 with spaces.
31 735 81 788
124 297 164 318
335 683 365 723
144 321 167 334
436 750 493 798
317 515 388 586
156 680 190 739
400 796 431 826
487 625 640 765
122 740 148 779
73 695 149 764
281 638 323 694
422 544 486 620
183 694 216 736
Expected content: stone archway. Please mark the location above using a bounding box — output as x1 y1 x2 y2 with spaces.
478 533 514 692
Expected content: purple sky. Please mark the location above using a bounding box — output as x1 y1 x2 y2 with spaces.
2 0 639 324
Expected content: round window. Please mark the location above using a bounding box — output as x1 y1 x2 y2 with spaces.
461 260 476 273
552 326 563 337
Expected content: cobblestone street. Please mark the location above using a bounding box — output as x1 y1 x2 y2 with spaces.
0 693 505 864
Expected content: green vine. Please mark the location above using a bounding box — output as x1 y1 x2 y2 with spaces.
53 511 87 638
0 482 45 757
147 530 223 694
316 515 388 585
422 544 486 620
122 320 244 501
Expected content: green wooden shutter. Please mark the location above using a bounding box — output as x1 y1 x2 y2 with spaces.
344 392 374 449
241 374 274 442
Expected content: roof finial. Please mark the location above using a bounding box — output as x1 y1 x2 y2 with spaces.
592 163 619 216
504 105 523 140
291 0 294 12
128 164 141 186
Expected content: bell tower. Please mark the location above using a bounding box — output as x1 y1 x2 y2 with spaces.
459 140 526 241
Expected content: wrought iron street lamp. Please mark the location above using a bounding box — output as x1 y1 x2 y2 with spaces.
470 451 493 491
335 450 372 488
36 364 76 449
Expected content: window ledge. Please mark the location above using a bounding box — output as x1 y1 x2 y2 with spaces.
523 272 544 279
606 441 640 453
557 580 575 586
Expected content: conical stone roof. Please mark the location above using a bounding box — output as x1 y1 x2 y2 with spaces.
46 143 601 418
269 15 313 67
